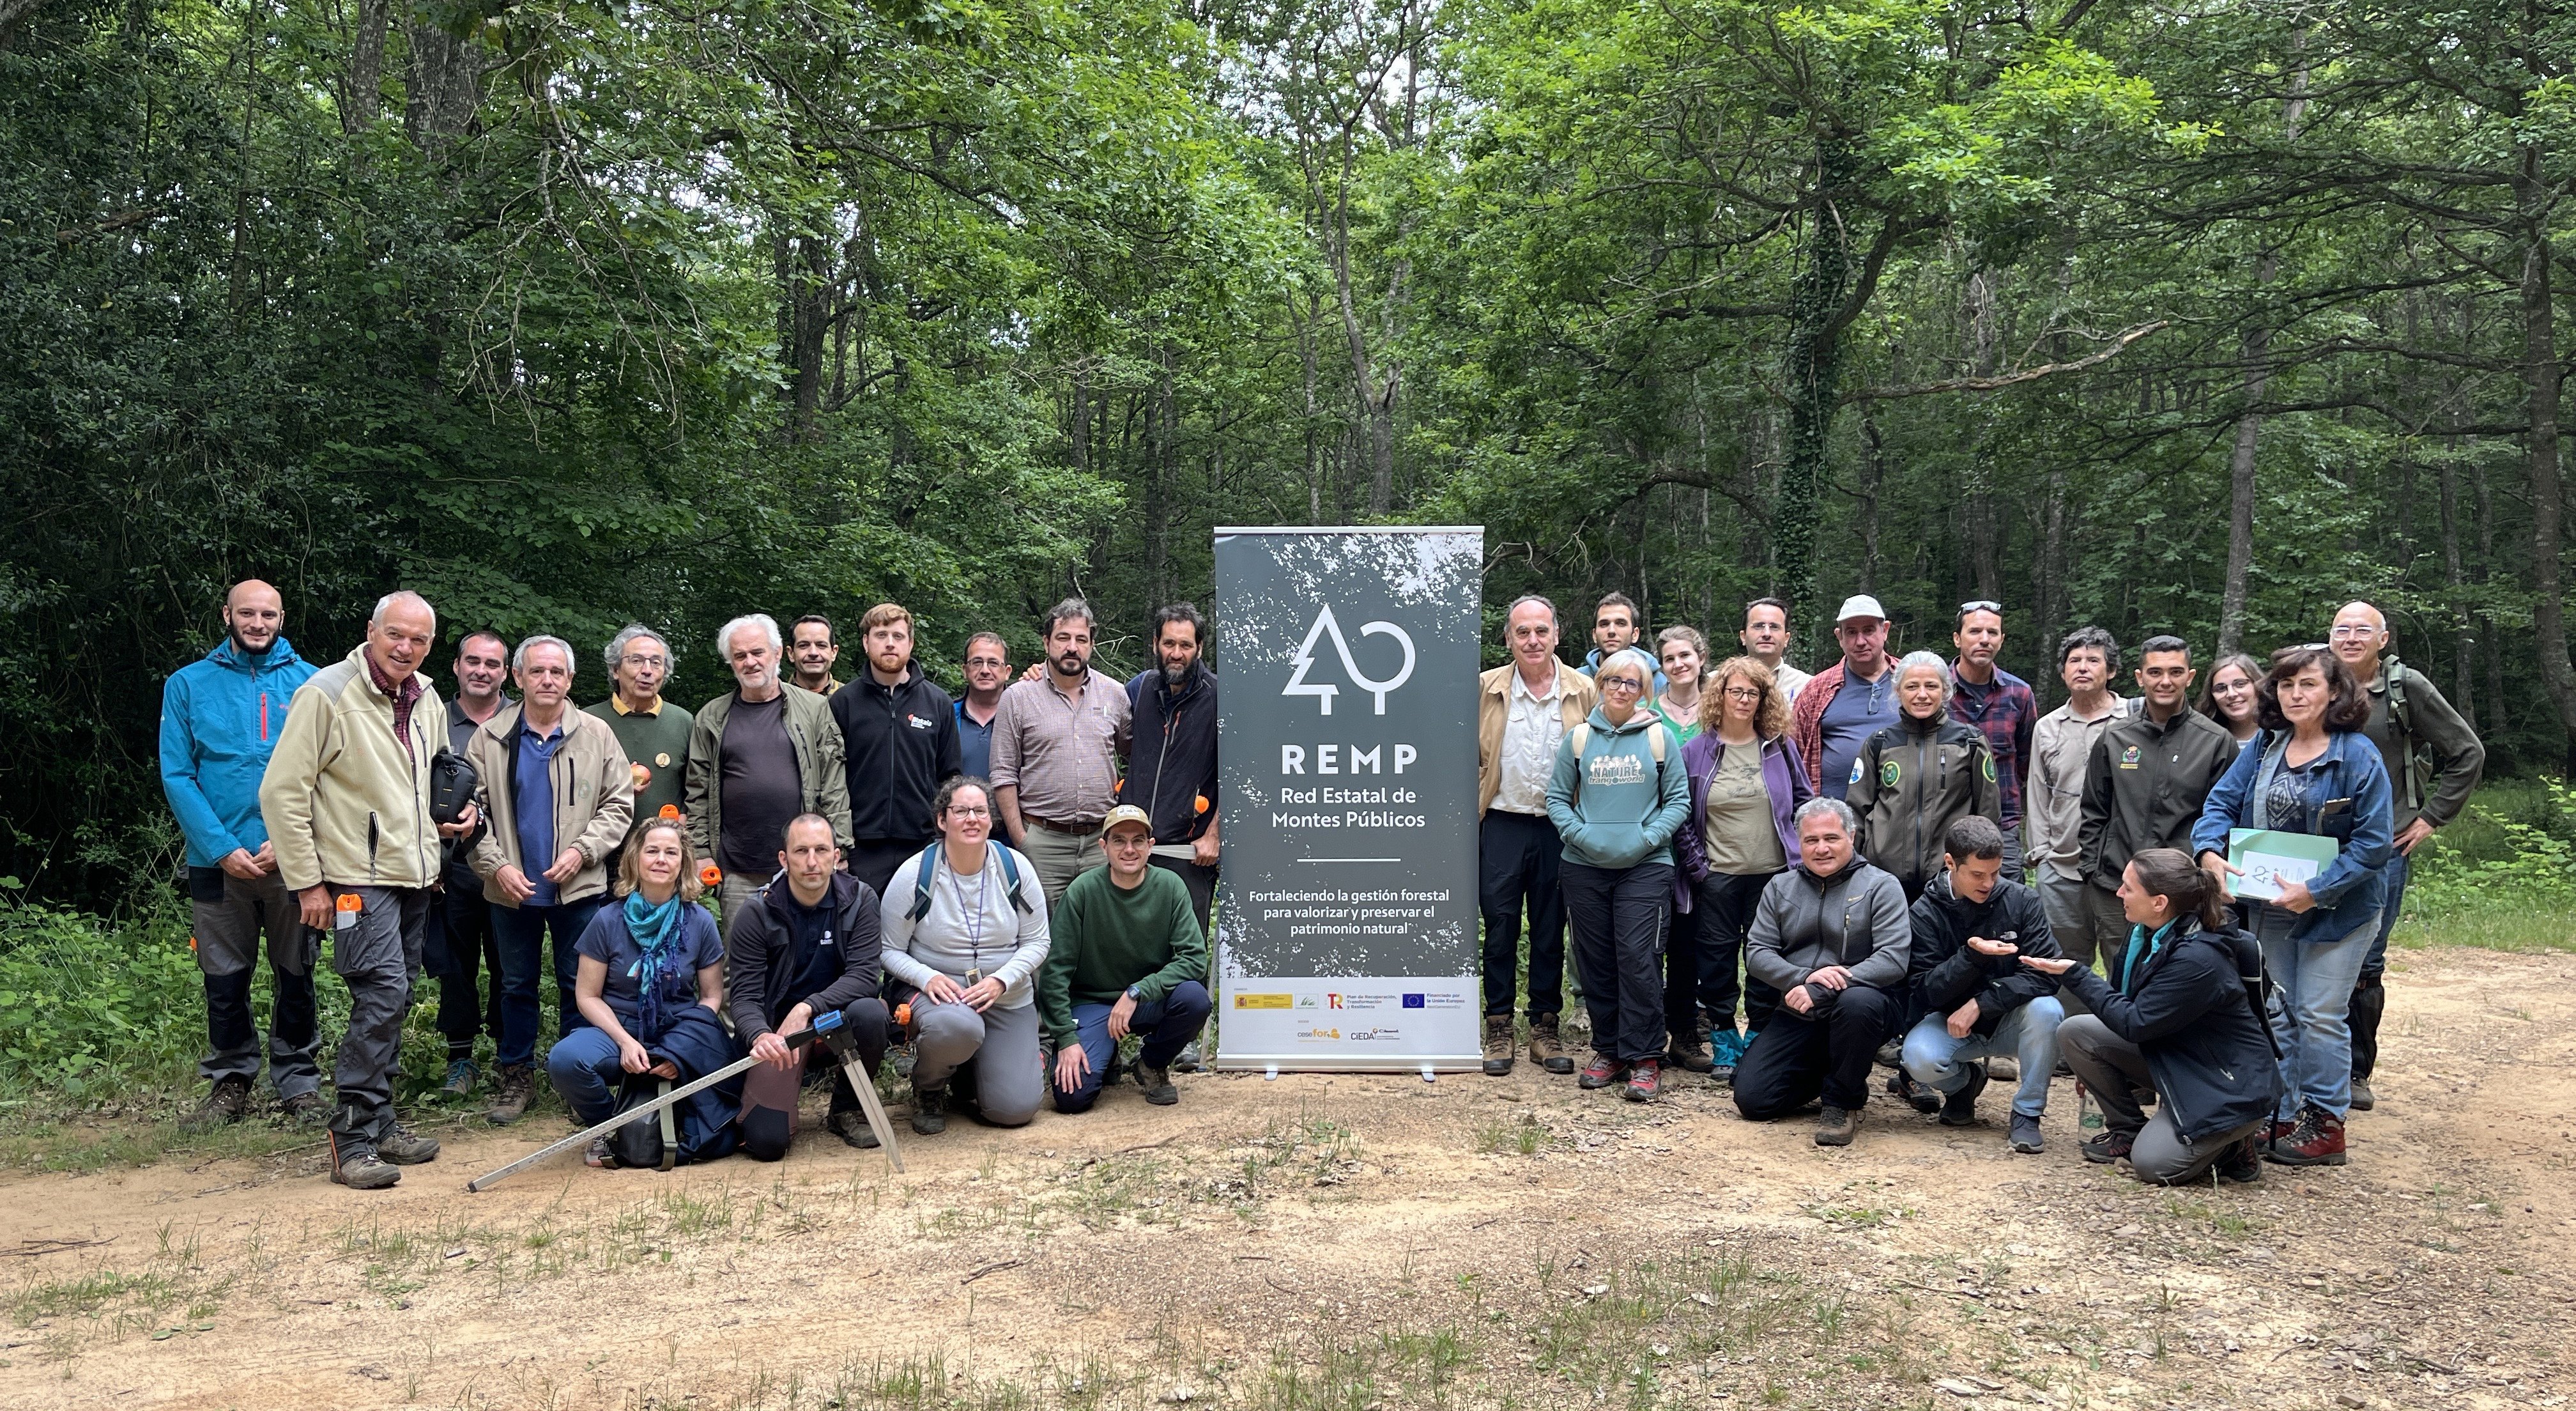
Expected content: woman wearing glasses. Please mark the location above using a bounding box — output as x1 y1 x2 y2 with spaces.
2196 652 2264 747
881 777 1052 1134
2191 644 2392 1167
1672 656 1814 1083
1547 649 1691 1100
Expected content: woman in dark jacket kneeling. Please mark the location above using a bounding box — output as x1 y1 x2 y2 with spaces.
2020 847 2277 1185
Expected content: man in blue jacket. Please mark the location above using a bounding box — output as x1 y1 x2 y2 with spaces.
158 580 322 1129
1124 603 1220 930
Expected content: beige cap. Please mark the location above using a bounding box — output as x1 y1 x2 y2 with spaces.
1836 594 1888 624
1101 805 1154 835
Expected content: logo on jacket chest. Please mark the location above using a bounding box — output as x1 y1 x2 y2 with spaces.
1587 753 1647 787
2119 744 2142 770
905 714 933 730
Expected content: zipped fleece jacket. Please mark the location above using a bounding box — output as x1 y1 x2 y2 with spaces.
160 636 319 867
1903 871 2064 1035
1123 665 1219 844
463 703 638 907
1844 709 2002 897
1544 707 1690 870
1744 858 1912 1003
259 645 444 892
1674 733 1813 884
1476 661 1598 817
726 872 885 1042
2078 706 2241 895
684 687 854 860
829 664 962 844
2057 921 2279 1143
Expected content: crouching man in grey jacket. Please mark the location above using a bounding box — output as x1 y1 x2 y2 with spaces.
1733 798 1912 1146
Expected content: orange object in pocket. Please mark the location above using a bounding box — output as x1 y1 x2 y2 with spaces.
700 864 724 888
335 893 363 913
1194 794 1211 814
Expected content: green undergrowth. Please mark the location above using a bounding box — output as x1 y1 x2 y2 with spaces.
2392 776 2576 954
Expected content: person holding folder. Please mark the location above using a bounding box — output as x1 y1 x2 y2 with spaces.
2191 644 2392 1169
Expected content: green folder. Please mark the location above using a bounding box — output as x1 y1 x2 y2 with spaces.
2227 828 2341 902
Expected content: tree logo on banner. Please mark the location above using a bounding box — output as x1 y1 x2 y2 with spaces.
1282 605 1416 715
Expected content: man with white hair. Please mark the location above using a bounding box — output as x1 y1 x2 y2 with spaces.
588 624 694 828
261 591 480 1189
463 635 637 1124
686 612 853 922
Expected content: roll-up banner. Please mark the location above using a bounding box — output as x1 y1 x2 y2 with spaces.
1212 527 1483 1072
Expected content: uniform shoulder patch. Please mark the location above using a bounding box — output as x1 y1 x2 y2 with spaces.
1849 758 1866 785
1980 753 1996 782
1879 759 1901 789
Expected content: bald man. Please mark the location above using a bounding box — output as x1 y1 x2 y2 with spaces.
263 591 481 1189
161 580 325 1131
2326 601 2485 1109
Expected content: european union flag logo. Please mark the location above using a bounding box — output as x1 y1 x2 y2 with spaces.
1402 994 1425 1008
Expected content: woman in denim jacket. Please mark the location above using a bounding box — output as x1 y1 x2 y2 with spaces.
2191 644 2393 1168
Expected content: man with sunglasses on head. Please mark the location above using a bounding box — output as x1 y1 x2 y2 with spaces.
1948 601 2039 879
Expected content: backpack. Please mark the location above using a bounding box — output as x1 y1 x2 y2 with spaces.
905 841 1036 922
2214 926 2285 1061
1563 719 1669 808
2379 658 2437 812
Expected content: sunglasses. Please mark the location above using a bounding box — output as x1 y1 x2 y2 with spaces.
1958 599 2003 621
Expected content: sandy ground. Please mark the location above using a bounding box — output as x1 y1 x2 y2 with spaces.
4 946 2572 1411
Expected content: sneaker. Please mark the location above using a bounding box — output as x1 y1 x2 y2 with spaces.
277 1090 327 1127
1889 1070 1942 1115
1874 1038 1903 1069
2264 1105 2348 1166
1529 1014 1575 1075
1482 1015 1517 1077
1135 1062 1179 1106
2008 1114 2045 1153
331 1151 401 1190
1577 1056 1629 1090
2081 1127 2136 1165
441 1059 479 1099
1710 1029 1745 1086
827 1108 882 1149
1171 1041 1205 1074
2216 1132 2264 1184
585 1136 615 1169
1813 1105 1861 1147
1938 1062 1989 1128
182 1075 252 1133
377 1124 441 1166
910 1084 948 1136
2349 1077 2377 1112
1624 1058 1662 1102
1666 1033 1714 1074
486 1064 535 1126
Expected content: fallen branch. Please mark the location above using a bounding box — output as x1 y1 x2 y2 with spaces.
3 1237 113 1257
961 1259 1023 1285
1844 321 2169 402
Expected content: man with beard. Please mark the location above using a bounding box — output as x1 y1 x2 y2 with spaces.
1122 603 1220 929
160 579 325 1129
430 631 510 1099
992 598 1133 906
829 603 963 895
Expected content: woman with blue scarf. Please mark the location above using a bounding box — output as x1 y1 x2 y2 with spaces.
2190 644 2393 1168
546 818 740 1168
2020 849 2278 1185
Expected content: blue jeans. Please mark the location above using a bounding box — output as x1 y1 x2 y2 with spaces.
489 897 602 1068
2255 903 2379 1120
1900 997 2065 1118
543 1026 629 1127
2360 850 2409 978
1050 981 1213 1113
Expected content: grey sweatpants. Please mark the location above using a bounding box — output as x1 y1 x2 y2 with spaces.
2060 1015 2266 1184
325 885 430 1152
192 868 323 1097
911 998 1044 1126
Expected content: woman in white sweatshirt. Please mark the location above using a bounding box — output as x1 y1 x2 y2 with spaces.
881 776 1052 1132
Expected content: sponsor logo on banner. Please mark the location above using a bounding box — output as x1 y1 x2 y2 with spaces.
1402 994 1425 1008
1234 993 1292 1010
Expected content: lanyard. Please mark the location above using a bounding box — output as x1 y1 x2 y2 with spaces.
944 845 993 983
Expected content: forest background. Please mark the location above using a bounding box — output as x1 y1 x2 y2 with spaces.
4 0 2576 932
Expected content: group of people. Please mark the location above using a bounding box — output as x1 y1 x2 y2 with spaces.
161 586 1220 1187
160 574 2484 1191
1476 591 2483 1180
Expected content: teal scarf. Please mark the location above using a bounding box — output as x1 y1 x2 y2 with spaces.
622 890 684 1035
2117 918 2184 997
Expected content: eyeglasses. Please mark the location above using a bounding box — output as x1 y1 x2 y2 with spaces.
2327 626 2378 640
1721 686 1764 700
1598 677 1646 694
618 654 668 668
966 657 1007 670
947 806 992 820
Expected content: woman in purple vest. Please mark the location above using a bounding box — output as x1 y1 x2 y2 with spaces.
1673 656 1815 1083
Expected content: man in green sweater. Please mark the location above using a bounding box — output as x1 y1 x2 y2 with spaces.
587 625 695 829
1042 805 1212 1110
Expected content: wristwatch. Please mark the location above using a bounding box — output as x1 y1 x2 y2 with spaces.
1126 984 1144 1001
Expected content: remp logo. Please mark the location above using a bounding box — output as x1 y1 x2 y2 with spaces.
1282 606 1415 716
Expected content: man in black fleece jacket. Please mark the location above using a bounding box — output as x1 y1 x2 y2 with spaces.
1896 817 2067 1153
730 815 891 1158
829 605 963 896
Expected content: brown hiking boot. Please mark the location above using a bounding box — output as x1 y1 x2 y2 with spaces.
2264 1105 2347 1166
1814 1104 1862 1147
1666 1032 1713 1074
1528 1014 1575 1075
1482 1015 1516 1076
377 1123 440 1165
182 1075 252 1133
486 1064 535 1126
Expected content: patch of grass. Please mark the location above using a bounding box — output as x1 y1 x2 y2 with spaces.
2398 777 2576 953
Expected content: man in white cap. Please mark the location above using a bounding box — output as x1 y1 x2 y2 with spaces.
1788 595 1901 800
1038 804 1211 1111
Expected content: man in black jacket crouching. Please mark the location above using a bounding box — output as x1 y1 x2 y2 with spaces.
1896 816 2066 1153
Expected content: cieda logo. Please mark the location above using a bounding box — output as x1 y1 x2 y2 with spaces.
1282 606 1415 715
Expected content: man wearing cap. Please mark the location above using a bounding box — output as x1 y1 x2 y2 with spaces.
1790 596 1903 800
1039 805 1211 1111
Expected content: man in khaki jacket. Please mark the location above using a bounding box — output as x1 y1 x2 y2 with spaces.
1476 594 1599 1076
261 591 477 1190
463 635 635 1124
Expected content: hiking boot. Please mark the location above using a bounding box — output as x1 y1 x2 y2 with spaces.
1666 1033 1714 1074
910 1084 949 1136
1939 1062 1989 1128
1889 1070 1942 1115
1813 1105 1861 1147
1135 1062 1179 1106
2265 1106 2347 1166
1624 1058 1662 1102
2349 1077 2377 1112
486 1064 535 1126
1874 1038 1903 1070
183 1075 252 1133
331 1150 401 1190
441 1059 479 1099
2082 1127 2136 1165
2008 1113 2044 1153
827 1108 882 1149
1710 1029 1746 1086
378 1124 440 1166
585 1136 615 1169
2216 1132 2265 1184
1482 1015 1517 1077
1172 1041 1205 1073
277 1090 327 1127
2264 1116 2296 1146
1529 1014 1575 1075
1577 1056 1629 1090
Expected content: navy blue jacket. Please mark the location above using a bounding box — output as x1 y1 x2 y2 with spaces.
2058 920 2279 1144
1124 665 1218 845
1904 872 2064 1036
830 664 962 844
2191 729 2393 943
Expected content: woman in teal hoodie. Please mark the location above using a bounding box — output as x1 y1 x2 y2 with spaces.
1548 648 1692 1100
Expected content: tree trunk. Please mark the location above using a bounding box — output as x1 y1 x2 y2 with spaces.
2216 44 2307 660
1963 266 2003 599
2517 215 2576 775
1771 134 1859 617
402 15 480 151
1857 412 1886 596
342 0 388 134
2439 438 2477 731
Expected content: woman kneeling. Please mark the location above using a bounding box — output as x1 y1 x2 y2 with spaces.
546 819 740 1168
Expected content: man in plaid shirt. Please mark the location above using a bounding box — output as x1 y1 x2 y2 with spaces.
1947 601 2038 879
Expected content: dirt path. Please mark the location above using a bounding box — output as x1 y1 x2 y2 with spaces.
5 946 2572 1411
